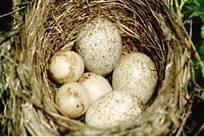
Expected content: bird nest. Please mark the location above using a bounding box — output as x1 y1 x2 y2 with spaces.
0 0 195 135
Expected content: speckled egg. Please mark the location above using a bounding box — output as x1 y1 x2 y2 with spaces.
78 72 112 104
75 17 122 76
55 82 90 118
112 52 158 104
85 91 143 129
48 50 84 84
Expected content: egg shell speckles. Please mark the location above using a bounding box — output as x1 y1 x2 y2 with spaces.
78 72 112 104
76 17 122 76
49 50 84 84
85 91 143 129
112 52 158 104
55 82 90 118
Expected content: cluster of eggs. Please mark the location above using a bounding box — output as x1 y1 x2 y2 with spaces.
48 17 158 129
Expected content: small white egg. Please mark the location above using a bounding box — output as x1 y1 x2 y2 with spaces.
85 91 143 129
76 17 122 76
55 82 90 118
78 72 112 103
112 52 158 104
48 50 84 84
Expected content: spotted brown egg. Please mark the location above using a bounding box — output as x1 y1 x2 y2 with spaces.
112 52 158 104
75 17 122 76
48 50 84 84
85 91 143 129
78 72 112 104
55 82 90 118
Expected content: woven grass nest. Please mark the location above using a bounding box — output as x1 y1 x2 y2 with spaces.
0 0 196 135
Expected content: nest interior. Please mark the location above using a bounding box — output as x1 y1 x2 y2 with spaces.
0 0 194 136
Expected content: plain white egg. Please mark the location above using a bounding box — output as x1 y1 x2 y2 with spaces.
76 17 122 76
85 91 143 129
55 82 90 118
48 50 84 84
78 72 112 103
112 52 158 104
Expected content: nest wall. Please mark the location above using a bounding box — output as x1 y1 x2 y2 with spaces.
0 0 193 135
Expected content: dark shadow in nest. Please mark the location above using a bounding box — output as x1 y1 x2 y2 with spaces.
0 0 13 32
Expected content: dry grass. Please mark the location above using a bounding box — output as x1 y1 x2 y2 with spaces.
0 0 196 135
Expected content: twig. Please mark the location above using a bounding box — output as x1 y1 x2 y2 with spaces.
163 3 204 77
195 123 204 136
0 6 26 18
176 109 192 136
0 26 22 44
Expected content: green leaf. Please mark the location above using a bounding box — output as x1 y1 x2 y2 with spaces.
198 40 204 60
186 0 204 7
201 26 204 39
195 0 204 7
183 0 204 20
198 26 204 60
182 0 204 88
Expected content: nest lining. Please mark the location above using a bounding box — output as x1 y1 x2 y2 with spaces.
0 0 193 135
